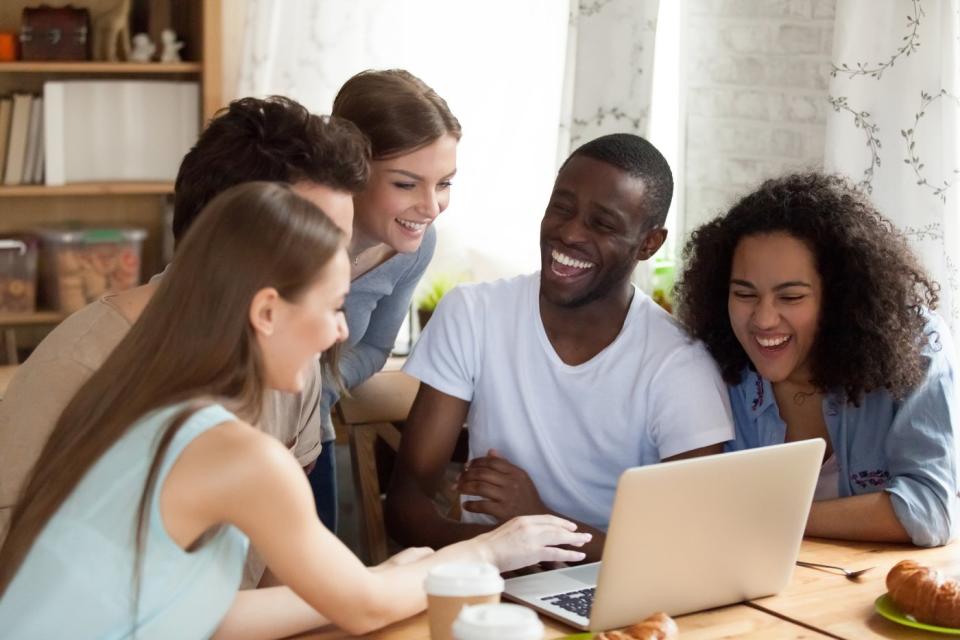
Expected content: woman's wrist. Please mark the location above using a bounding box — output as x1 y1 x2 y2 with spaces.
464 535 496 567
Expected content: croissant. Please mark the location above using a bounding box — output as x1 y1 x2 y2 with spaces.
595 612 679 640
887 559 960 628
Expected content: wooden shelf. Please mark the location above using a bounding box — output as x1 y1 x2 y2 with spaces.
0 182 174 197
0 311 66 326
0 62 202 74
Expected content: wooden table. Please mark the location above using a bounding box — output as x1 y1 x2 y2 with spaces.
293 602 827 639
752 538 960 639
290 538 957 639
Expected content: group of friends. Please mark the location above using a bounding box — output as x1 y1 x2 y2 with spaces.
0 68 956 639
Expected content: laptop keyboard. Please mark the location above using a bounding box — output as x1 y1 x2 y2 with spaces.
541 587 595 618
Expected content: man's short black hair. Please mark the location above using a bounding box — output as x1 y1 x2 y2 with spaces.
565 133 673 228
172 96 370 243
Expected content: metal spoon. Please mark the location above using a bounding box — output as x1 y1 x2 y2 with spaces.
796 560 875 580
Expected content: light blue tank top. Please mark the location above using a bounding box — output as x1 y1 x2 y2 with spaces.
0 403 249 639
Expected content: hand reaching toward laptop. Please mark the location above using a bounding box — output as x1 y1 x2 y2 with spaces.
473 514 591 572
458 449 549 521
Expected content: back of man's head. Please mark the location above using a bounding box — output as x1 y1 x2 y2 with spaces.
566 133 673 229
172 96 370 243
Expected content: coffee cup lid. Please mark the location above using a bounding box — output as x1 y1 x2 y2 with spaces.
452 603 544 640
424 562 504 597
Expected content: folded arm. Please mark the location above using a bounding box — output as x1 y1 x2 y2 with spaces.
385 383 496 547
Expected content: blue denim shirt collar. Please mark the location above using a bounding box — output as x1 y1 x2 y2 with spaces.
739 368 777 419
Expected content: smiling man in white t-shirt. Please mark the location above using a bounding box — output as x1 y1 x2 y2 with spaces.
386 134 733 560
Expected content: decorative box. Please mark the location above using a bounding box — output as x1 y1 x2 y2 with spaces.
20 5 91 61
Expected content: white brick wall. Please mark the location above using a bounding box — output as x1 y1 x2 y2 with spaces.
683 0 836 234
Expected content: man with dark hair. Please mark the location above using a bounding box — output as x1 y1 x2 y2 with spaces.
173 96 369 242
0 96 369 587
386 134 733 560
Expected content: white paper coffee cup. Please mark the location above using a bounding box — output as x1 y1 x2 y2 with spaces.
452 602 544 640
425 562 504 640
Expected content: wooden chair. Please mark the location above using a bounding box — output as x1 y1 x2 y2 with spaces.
334 365 419 564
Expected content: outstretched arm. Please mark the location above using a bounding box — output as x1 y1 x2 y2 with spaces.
163 420 589 639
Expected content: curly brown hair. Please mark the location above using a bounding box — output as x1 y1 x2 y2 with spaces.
675 172 939 402
174 96 370 243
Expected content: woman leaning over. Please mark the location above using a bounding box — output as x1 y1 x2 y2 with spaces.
310 69 461 530
0 182 589 639
675 172 959 547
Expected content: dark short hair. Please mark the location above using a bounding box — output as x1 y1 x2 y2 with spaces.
675 172 939 403
332 69 461 160
564 133 673 228
173 96 370 242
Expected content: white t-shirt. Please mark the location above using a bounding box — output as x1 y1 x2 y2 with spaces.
403 273 734 529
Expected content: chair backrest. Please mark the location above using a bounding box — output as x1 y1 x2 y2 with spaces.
335 366 419 564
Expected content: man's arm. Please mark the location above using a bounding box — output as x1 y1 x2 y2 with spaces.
455 450 606 562
456 443 724 562
664 443 724 462
385 383 496 547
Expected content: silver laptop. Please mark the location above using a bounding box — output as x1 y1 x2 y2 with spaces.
502 439 825 631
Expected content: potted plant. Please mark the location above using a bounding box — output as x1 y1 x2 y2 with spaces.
416 274 459 330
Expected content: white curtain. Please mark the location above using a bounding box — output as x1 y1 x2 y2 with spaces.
825 0 960 326
559 0 661 158
238 0 570 282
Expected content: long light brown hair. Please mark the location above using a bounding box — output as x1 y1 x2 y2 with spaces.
332 68 462 160
325 69 460 382
0 181 344 598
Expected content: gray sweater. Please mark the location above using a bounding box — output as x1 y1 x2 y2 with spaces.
318 225 436 441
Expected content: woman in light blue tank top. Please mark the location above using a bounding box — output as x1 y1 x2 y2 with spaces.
0 182 591 639
676 173 959 546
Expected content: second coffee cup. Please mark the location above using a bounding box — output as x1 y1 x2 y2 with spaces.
424 561 504 640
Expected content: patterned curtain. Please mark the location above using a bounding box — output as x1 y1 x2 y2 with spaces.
825 0 960 326
560 0 661 159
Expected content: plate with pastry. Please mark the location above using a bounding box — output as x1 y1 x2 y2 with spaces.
875 560 960 635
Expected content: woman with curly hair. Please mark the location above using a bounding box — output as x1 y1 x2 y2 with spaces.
675 172 959 547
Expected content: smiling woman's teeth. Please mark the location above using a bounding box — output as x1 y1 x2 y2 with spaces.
551 249 595 270
757 335 790 347
397 219 427 231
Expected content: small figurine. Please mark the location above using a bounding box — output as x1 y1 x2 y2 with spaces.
160 28 183 63
129 33 156 62
92 0 132 61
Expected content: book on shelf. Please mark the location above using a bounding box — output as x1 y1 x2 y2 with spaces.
3 93 32 186
31 101 44 185
44 80 199 186
22 96 42 186
0 97 11 179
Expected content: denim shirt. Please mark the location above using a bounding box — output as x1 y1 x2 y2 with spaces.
726 313 960 547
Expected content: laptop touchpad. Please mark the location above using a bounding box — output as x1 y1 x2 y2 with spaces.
563 562 601 585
